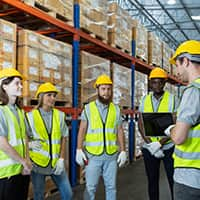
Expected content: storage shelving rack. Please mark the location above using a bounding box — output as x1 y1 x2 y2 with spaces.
0 0 184 187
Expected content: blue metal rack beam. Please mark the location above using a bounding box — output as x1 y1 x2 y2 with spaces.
70 3 80 187
129 40 136 162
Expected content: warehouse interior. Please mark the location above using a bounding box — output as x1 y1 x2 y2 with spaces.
0 0 199 199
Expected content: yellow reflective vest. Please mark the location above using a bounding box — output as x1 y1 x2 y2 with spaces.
26 109 62 167
174 78 200 169
143 91 175 142
85 101 118 155
0 105 26 179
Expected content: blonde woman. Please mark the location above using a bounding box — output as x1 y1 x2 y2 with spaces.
26 82 72 200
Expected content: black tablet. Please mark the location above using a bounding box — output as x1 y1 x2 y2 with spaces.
141 112 174 137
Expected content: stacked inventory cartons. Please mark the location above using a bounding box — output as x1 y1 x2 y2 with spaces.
162 42 172 74
134 71 148 108
79 0 108 41
148 32 162 67
18 29 72 105
112 63 131 108
0 19 17 69
79 51 110 107
18 29 40 102
135 71 148 159
165 82 178 95
132 20 148 62
170 50 178 78
108 2 132 53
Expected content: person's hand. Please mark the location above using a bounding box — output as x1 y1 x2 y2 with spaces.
21 158 32 175
164 124 175 137
76 149 87 166
54 158 65 175
29 140 41 151
143 142 161 155
154 149 164 158
117 151 127 167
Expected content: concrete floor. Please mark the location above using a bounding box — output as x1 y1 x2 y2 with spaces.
47 158 171 200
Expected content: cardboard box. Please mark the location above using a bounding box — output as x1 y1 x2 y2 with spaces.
0 19 17 41
112 63 131 107
0 39 16 69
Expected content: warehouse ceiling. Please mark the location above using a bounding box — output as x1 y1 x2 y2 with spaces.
110 0 200 50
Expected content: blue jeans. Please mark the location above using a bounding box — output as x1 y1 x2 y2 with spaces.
84 155 117 200
174 182 200 200
142 147 174 200
31 170 73 200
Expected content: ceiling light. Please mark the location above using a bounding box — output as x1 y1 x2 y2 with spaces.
167 0 176 5
191 16 200 20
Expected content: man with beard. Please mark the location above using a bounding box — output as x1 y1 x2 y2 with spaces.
165 40 200 200
138 67 179 200
76 74 127 200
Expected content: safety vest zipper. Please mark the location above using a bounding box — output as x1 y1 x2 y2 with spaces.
103 122 106 152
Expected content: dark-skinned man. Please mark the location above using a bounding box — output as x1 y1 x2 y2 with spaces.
138 67 179 200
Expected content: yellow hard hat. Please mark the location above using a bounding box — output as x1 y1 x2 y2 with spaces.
36 82 59 98
0 68 23 80
170 40 200 64
149 67 167 79
94 74 112 88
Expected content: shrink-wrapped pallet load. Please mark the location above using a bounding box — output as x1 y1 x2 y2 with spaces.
132 20 148 62
0 19 17 69
108 2 132 53
79 51 110 106
18 29 72 105
148 32 162 67
112 63 131 108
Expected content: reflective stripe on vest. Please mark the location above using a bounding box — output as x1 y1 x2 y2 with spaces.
143 91 175 142
85 101 118 155
0 106 26 178
174 78 200 169
27 109 62 167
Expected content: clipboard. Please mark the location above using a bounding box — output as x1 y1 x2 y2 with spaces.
141 112 174 137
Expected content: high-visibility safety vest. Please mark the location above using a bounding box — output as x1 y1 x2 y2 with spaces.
85 101 118 155
174 78 200 169
0 105 26 179
143 91 175 142
26 109 62 167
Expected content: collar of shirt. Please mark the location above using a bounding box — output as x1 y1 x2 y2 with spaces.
95 99 109 109
152 93 164 103
39 107 52 117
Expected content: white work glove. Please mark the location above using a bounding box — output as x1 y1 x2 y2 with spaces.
29 140 41 151
143 142 161 155
154 149 165 158
117 151 127 167
164 124 175 137
76 149 87 166
54 158 65 175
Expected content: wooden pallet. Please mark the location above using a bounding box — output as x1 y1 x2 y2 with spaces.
149 63 159 67
23 0 73 25
80 27 107 44
110 43 131 55
136 55 148 63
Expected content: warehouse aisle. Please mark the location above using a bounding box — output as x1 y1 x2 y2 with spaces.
47 157 171 200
